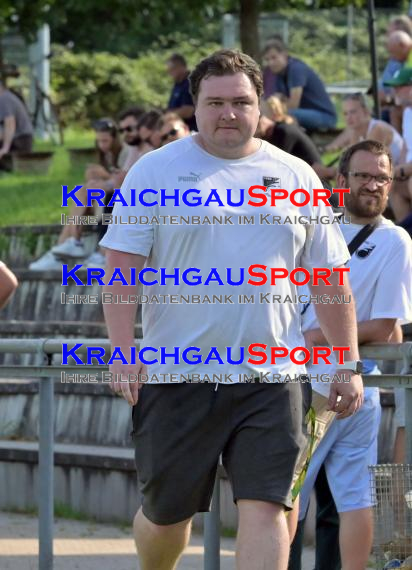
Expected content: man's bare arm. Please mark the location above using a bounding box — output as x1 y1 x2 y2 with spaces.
286 87 303 109
0 263 18 309
103 249 146 405
0 116 16 156
305 318 397 346
308 269 363 418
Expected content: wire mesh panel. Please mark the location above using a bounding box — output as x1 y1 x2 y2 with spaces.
369 464 412 569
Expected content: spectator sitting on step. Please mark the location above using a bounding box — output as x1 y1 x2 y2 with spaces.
0 78 33 171
378 16 412 125
262 38 337 131
116 106 145 171
325 92 405 165
157 112 190 146
258 96 336 180
384 66 412 227
29 118 128 271
72 109 161 270
136 110 163 153
0 261 18 310
385 31 412 132
166 53 197 131
84 107 155 269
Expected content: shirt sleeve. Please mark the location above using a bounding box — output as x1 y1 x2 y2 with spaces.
287 59 308 90
99 158 155 257
179 81 194 106
0 96 14 121
370 233 412 324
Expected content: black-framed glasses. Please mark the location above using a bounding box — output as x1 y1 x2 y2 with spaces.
119 125 138 134
348 171 393 186
160 127 180 143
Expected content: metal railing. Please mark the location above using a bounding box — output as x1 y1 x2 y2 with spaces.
0 339 411 570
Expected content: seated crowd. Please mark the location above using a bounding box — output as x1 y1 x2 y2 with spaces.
17 20 412 258
29 109 191 271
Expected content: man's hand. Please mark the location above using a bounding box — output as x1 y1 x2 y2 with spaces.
328 371 364 419
0 148 8 160
109 359 147 406
303 330 316 353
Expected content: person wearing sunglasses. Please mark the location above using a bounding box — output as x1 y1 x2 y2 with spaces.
157 112 190 146
117 107 147 173
29 117 129 270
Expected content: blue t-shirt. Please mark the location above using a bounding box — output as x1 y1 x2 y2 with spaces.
271 57 336 120
379 59 403 94
168 75 197 131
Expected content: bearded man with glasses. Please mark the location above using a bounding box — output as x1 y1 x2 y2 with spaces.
290 139 412 570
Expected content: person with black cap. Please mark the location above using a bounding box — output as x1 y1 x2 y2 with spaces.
384 67 412 226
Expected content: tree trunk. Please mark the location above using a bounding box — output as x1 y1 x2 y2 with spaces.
239 0 260 61
0 37 4 84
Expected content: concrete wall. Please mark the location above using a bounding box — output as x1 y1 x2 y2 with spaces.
0 452 237 529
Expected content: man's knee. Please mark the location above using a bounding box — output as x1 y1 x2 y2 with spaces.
133 508 192 538
238 499 285 525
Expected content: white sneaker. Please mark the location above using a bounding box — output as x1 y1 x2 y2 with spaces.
84 251 106 268
51 237 86 259
29 251 62 271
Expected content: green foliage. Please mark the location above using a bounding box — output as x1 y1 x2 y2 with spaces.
275 7 394 84
0 128 94 227
50 40 220 126
0 0 56 39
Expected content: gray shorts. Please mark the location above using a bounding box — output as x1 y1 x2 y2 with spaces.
131 381 311 525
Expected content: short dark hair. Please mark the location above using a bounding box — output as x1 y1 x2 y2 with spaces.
338 140 393 179
189 49 263 101
155 112 184 131
137 110 162 131
262 38 287 57
167 53 187 67
118 106 145 123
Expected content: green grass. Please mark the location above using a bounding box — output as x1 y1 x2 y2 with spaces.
0 129 94 227
4 503 132 530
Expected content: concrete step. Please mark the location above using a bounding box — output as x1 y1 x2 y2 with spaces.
1 268 143 325
0 439 139 524
0 380 135 447
0 440 234 528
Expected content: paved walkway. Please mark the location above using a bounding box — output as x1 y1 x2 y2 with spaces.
0 511 315 570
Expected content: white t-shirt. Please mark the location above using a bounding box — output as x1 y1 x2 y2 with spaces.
100 136 350 382
302 218 412 396
403 107 412 163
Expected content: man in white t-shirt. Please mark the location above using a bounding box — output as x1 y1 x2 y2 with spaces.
99 49 363 570
294 140 412 570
